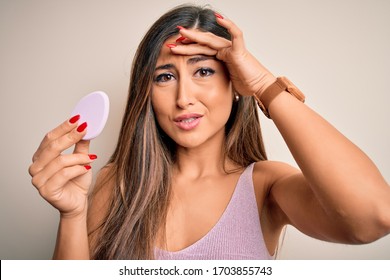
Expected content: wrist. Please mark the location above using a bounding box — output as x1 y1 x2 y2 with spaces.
254 76 306 119
60 207 88 222
254 75 277 99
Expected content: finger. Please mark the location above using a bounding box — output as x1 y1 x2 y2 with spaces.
31 153 94 189
178 28 232 50
175 36 194 44
33 115 80 162
38 165 90 199
29 122 88 176
214 16 245 51
169 43 218 56
73 140 90 155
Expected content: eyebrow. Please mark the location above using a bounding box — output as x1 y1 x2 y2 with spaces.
155 55 216 71
155 63 174 71
187 55 216 65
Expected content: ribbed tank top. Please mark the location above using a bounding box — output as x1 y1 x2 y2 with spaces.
155 163 273 260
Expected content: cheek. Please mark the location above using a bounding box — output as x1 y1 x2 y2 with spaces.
203 81 233 120
151 85 174 112
151 94 178 143
151 92 169 126
214 97 233 125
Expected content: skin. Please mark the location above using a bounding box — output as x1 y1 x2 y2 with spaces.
28 120 92 259
29 14 390 259
151 51 233 150
151 41 244 251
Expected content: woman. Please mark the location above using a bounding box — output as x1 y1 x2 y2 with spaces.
28 4 390 260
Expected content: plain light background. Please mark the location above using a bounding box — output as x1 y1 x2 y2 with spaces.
1 0 389 259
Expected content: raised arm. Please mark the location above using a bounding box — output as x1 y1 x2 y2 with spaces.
168 13 390 243
264 89 390 243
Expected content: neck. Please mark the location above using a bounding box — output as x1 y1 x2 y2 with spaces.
175 148 224 179
173 133 237 179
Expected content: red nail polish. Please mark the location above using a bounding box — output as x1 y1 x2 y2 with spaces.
176 36 186 43
215 12 224 19
166 43 177 48
177 25 185 30
69 115 80 124
84 165 92 170
88 154 98 160
77 122 87 132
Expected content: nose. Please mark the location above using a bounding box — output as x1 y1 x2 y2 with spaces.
176 78 196 109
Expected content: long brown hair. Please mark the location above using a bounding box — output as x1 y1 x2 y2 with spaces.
91 4 267 259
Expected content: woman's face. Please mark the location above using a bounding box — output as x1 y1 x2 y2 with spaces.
151 36 233 149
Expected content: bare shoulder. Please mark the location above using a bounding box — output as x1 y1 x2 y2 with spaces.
87 164 116 250
252 161 303 230
252 160 301 193
253 160 330 240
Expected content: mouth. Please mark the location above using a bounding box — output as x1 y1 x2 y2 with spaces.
173 113 203 130
178 117 198 123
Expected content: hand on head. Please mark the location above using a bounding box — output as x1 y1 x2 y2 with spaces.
167 14 276 98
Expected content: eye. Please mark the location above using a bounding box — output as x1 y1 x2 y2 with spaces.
195 67 215 78
154 73 175 83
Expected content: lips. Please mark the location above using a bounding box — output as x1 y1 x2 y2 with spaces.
173 113 203 131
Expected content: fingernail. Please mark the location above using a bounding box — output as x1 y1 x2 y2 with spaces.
88 154 98 160
77 122 87 132
176 36 186 43
177 25 185 30
84 165 92 170
215 12 224 19
166 43 177 48
69 115 80 124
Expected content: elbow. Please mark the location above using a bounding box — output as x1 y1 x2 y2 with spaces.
348 207 390 244
343 182 390 244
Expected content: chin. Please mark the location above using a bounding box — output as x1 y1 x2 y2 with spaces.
171 134 207 149
175 139 204 149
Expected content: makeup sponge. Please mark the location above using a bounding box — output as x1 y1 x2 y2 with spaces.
70 91 109 140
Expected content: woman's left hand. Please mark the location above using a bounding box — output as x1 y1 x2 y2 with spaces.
168 14 276 97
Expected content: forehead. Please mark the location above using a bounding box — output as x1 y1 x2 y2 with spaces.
155 40 224 73
157 36 177 60
155 35 220 66
159 35 178 54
